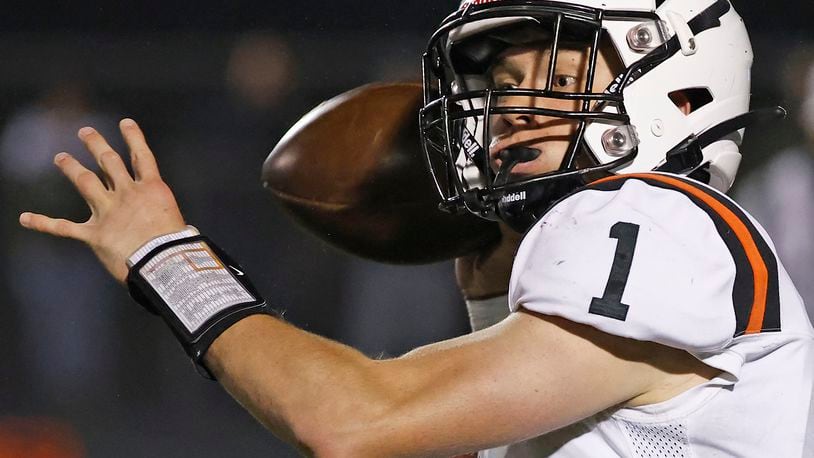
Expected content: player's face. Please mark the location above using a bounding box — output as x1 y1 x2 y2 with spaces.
488 40 622 177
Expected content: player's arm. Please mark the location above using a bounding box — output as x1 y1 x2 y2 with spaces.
19 121 714 457
207 306 712 457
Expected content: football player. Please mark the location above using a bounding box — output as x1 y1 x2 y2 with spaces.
19 0 814 456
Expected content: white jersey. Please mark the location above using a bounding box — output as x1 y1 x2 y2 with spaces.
489 173 814 457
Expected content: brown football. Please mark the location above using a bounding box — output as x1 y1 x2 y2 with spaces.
261 82 500 264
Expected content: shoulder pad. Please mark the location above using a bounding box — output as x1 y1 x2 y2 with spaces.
509 173 781 353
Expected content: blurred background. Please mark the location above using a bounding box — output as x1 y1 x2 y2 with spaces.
0 1 812 456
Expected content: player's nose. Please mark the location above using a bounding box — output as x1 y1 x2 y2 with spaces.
496 79 568 128
498 94 568 129
498 92 542 128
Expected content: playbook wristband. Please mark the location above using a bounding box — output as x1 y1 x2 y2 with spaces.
126 234 274 379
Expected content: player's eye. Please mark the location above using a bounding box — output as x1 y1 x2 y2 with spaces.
553 75 578 90
491 77 518 90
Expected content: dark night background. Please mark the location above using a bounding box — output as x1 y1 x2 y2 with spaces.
0 1 811 457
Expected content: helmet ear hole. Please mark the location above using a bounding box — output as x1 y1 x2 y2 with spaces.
669 88 714 115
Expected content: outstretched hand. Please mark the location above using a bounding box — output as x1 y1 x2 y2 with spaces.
19 119 187 283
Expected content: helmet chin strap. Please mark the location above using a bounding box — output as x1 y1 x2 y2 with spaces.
658 106 787 175
492 147 542 231
493 146 585 233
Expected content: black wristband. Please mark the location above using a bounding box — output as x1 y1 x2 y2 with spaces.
126 235 276 379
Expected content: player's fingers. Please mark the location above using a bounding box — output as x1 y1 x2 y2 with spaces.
78 126 133 189
19 212 87 241
54 152 108 210
119 118 160 181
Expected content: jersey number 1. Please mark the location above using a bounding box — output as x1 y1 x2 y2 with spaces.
589 222 640 321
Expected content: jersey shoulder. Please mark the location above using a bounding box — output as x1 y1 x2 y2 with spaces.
508 173 781 354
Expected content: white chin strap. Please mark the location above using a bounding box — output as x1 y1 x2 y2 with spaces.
704 139 742 192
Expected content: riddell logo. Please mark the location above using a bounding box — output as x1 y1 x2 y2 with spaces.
460 129 481 158
501 191 526 204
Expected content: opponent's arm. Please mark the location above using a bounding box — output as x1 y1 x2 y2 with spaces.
20 120 714 457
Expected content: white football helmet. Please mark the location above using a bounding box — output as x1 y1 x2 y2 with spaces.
419 0 785 231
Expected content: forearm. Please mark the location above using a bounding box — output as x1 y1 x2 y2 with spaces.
206 314 400 456
122 234 510 455
205 313 516 457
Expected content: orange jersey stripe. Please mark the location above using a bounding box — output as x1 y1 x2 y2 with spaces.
594 174 768 334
